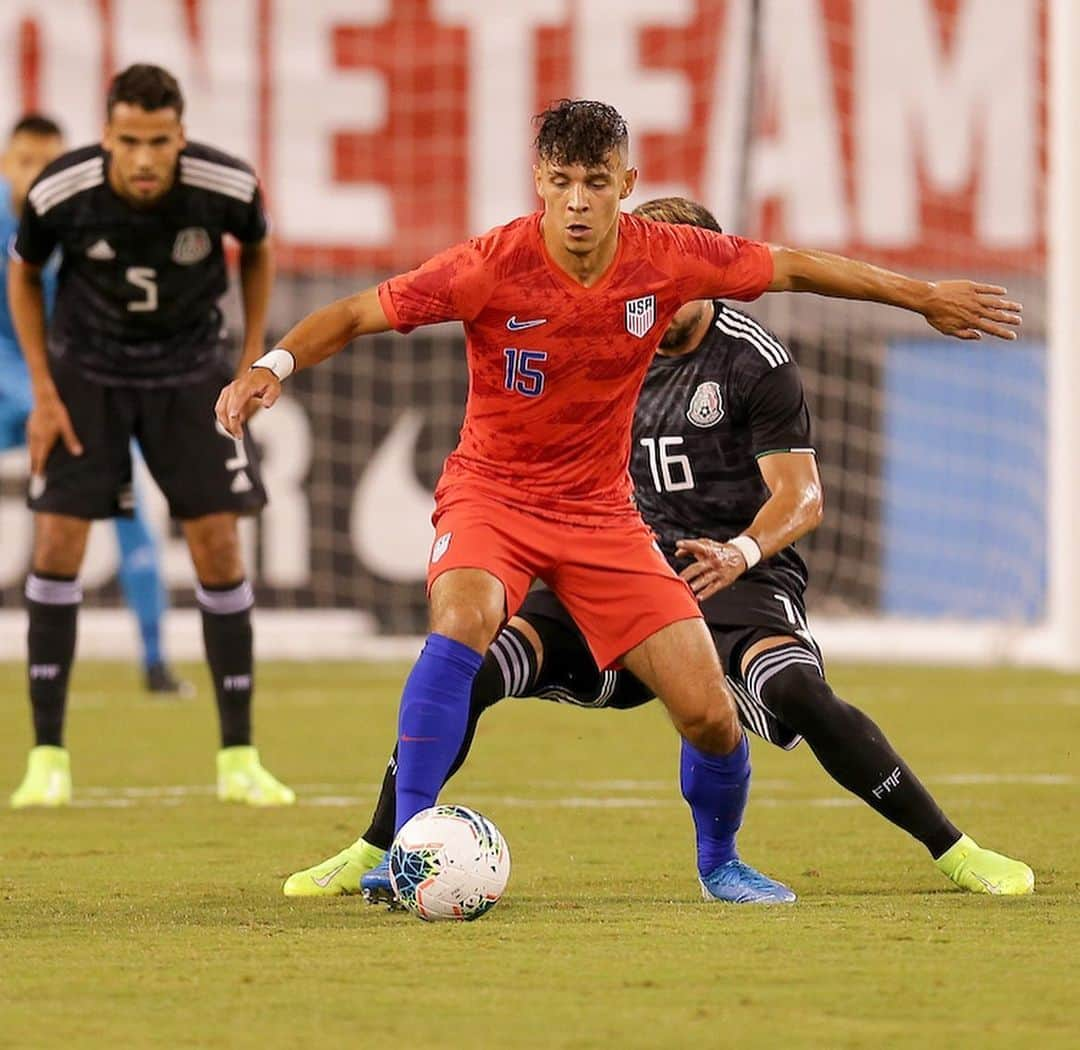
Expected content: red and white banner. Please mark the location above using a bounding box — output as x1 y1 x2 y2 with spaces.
3 0 1046 272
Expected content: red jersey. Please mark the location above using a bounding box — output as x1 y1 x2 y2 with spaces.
377 211 773 523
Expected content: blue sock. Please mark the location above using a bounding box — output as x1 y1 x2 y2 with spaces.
113 512 167 669
394 633 484 834
680 734 751 877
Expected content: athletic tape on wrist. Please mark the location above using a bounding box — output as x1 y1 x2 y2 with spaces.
727 534 762 570
250 347 295 381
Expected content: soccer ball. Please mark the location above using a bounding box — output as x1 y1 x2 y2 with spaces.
389 804 511 922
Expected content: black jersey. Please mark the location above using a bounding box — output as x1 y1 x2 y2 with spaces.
631 301 814 590
13 141 268 386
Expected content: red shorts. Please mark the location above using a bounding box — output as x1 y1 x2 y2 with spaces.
427 489 701 669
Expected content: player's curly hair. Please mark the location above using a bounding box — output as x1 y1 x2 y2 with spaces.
107 64 185 119
534 99 628 167
632 197 723 233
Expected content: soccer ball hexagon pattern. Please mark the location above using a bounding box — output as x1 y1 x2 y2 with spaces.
389 805 511 921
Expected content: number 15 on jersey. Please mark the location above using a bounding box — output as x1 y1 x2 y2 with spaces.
503 348 547 398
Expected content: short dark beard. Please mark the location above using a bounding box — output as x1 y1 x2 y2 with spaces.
659 304 707 351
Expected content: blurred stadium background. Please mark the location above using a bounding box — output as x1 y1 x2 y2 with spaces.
1 0 1077 668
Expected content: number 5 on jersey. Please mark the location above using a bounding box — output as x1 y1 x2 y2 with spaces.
126 266 158 312
503 348 547 398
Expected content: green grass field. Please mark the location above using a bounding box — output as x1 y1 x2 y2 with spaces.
1 660 1077 1049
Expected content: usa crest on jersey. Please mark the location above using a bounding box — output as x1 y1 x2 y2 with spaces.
687 381 724 428
625 294 656 339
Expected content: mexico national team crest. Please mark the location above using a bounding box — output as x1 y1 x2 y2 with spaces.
172 227 212 265
687 381 724 428
625 294 656 339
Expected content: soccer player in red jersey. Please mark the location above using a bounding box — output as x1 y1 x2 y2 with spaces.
217 100 1021 903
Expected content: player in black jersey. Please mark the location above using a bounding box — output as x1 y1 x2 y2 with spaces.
285 197 1033 899
5 64 293 807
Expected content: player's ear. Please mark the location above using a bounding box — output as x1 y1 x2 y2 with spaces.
533 163 544 199
101 122 113 151
178 123 187 151
620 166 638 200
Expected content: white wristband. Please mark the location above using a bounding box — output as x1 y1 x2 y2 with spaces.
727 534 762 570
250 347 295 382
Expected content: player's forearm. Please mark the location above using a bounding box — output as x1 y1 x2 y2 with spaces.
741 481 824 560
236 239 275 375
6 262 56 397
274 286 391 373
768 247 930 313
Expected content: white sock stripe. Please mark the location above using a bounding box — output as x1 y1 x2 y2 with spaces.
180 156 258 189
713 310 790 367
489 640 516 697
717 308 791 363
30 167 105 214
745 644 821 688
179 172 256 203
28 158 103 210
747 653 822 701
494 633 525 695
500 630 533 695
195 581 254 615
729 678 772 741
745 649 821 697
25 574 83 605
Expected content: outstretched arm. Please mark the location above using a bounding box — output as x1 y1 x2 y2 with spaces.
767 246 1022 341
215 285 391 438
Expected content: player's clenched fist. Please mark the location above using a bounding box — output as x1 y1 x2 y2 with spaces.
215 368 280 438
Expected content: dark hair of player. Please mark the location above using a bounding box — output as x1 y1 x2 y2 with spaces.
632 197 723 233
10 114 62 139
106 64 185 119
534 99 629 167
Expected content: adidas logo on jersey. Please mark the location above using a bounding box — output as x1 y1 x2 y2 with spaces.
86 239 116 260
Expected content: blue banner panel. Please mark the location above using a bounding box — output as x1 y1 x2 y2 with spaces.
882 341 1046 621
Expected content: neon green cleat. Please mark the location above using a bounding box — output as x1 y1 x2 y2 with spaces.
216 746 295 806
10 746 72 809
283 838 386 897
935 834 1035 895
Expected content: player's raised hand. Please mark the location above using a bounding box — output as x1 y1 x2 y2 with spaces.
215 368 281 439
27 391 83 474
675 538 748 601
922 281 1023 341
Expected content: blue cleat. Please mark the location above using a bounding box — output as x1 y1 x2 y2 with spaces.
360 857 402 909
700 859 797 904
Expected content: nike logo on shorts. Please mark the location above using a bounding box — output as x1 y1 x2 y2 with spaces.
506 316 547 331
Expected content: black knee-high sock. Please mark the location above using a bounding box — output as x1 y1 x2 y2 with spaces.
197 580 254 748
362 626 537 850
25 573 81 747
755 652 961 858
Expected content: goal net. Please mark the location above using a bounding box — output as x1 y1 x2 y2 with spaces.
0 0 1069 667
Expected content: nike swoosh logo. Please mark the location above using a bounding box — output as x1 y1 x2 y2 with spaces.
972 872 1003 894
506 316 547 331
312 862 348 888
400 734 440 743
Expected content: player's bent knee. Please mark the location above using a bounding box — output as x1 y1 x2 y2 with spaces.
183 516 243 584
32 514 91 577
756 660 838 734
670 691 741 754
430 603 502 653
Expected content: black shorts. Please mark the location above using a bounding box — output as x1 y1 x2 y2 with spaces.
29 353 267 521
519 571 822 749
